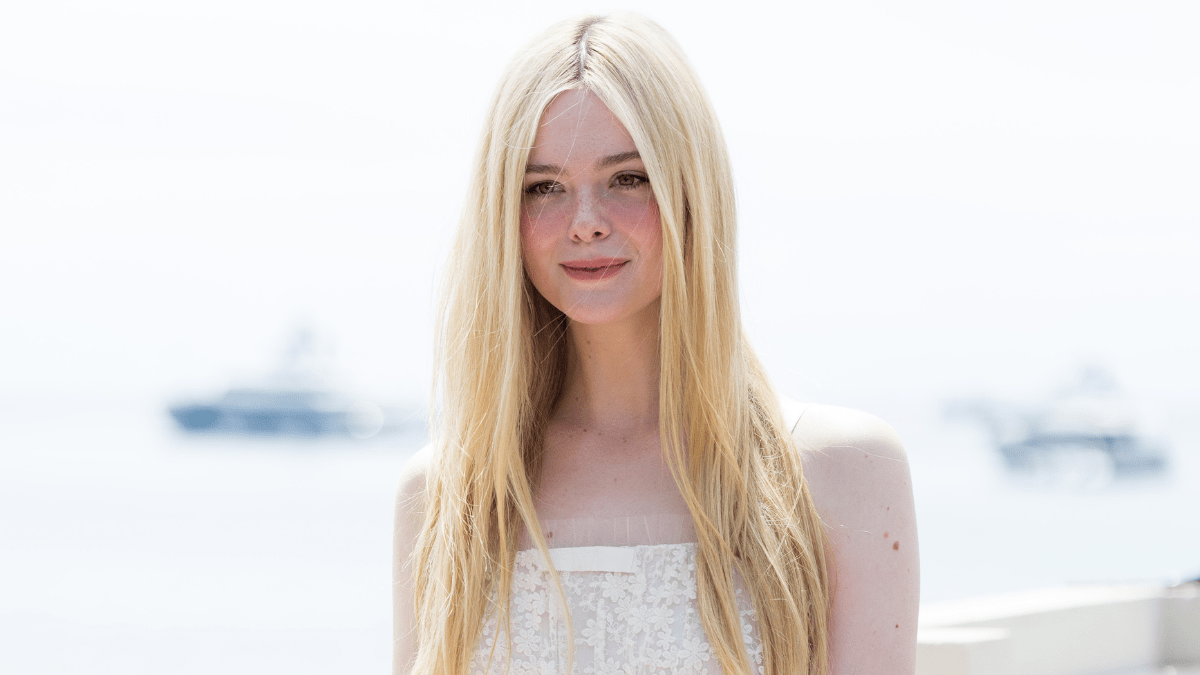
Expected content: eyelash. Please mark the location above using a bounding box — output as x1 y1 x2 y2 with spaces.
523 173 649 196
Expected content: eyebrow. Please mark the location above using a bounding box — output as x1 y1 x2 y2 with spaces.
525 150 641 175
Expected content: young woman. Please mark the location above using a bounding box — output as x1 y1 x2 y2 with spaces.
394 13 918 675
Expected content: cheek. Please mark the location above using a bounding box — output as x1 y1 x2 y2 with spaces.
608 191 659 227
519 209 558 289
624 199 663 272
520 201 564 250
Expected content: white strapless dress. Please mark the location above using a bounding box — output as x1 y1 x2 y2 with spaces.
469 516 763 675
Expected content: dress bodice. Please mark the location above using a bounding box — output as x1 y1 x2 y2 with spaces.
469 540 763 675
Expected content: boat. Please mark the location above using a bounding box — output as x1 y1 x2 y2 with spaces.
169 387 389 437
946 365 1168 478
167 325 409 438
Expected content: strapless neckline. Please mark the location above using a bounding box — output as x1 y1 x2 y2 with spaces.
473 540 763 674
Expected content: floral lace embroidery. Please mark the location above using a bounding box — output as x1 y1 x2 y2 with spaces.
469 543 763 675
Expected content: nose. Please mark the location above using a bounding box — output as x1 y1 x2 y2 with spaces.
566 190 610 243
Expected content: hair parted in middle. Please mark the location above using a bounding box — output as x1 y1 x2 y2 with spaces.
415 13 831 675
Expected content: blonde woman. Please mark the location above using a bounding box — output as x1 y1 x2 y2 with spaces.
394 13 918 675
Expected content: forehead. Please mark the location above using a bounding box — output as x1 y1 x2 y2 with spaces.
529 89 639 164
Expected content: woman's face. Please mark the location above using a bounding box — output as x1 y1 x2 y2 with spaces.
520 89 663 327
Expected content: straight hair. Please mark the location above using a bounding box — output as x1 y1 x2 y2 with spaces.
412 13 831 675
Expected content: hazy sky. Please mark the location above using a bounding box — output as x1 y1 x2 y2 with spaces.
2 0 1197 412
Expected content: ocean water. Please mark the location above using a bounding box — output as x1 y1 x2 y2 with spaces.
1 398 1197 674
0 402 420 674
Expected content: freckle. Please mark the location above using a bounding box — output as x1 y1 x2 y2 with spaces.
893 541 899 551
895 624 899 629
883 532 889 538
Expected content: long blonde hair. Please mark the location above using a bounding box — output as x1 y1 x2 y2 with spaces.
414 13 830 675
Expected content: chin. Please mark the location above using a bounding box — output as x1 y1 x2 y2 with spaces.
559 306 628 325
555 296 661 327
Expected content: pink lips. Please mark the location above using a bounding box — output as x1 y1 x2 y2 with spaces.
560 257 629 281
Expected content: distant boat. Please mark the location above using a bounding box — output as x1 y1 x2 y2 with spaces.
167 325 411 438
947 365 1168 478
994 399 1167 476
994 423 1167 476
169 388 389 437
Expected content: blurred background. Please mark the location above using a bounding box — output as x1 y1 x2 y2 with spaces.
1 0 1197 672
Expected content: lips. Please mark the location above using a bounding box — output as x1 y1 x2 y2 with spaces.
560 258 629 281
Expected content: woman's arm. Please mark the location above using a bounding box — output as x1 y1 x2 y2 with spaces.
392 445 433 675
794 405 920 675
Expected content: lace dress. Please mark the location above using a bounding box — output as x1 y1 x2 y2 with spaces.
468 515 764 675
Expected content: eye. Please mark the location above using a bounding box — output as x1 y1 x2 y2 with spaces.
612 173 649 189
524 181 562 196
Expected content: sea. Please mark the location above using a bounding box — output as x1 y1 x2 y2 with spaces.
2 394 1197 674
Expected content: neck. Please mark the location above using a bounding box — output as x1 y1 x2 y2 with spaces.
556 302 661 434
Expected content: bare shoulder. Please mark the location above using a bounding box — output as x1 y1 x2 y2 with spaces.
393 443 434 675
792 403 907 467
394 443 434 537
792 404 919 674
394 443 435 573
792 404 910 523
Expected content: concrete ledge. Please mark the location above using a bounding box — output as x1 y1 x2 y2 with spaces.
1162 584 1200 666
919 585 1164 675
917 627 1011 675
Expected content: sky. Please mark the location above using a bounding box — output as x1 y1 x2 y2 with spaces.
1 0 1197 418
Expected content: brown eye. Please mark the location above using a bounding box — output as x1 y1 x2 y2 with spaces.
525 181 562 196
612 173 648 189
